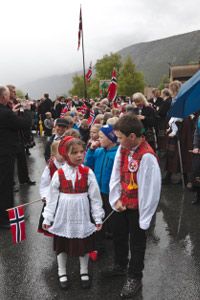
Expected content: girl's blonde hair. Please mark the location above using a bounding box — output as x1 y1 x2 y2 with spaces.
50 141 60 156
132 92 149 106
91 124 102 131
106 117 119 126
67 138 85 155
169 80 181 97
65 128 80 138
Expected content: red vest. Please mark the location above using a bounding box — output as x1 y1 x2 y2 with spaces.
120 140 156 209
48 159 58 178
58 165 89 194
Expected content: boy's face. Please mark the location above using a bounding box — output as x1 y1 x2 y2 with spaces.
115 130 136 149
55 125 66 136
99 131 112 148
68 144 85 166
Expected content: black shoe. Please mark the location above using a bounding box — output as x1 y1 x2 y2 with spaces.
192 195 200 205
120 278 142 298
20 180 36 186
80 274 91 289
101 264 127 278
14 186 19 193
58 275 70 290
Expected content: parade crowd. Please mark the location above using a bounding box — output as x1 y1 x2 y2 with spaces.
0 80 200 298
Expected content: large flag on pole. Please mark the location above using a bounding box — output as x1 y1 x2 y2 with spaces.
85 62 92 82
77 6 82 50
8 206 26 244
107 68 117 101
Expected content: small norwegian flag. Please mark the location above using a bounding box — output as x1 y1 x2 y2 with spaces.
8 206 26 244
77 103 88 115
77 6 82 50
87 109 96 126
107 68 117 101
85 62 92 82
60 104 71 118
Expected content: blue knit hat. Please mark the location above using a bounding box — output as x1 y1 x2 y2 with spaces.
100 125 117 143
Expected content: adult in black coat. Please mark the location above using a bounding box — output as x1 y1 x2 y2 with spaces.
132 92 159 151
39 93 53 121
0 86 32 228
7 85 35 185
149 88 163 111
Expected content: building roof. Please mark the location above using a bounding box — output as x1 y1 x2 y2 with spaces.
170 64 200 80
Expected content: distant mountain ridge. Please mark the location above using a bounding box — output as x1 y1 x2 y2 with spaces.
20 30 200 98
119 30 200 86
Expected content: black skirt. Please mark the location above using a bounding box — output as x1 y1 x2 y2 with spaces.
53 233 96 256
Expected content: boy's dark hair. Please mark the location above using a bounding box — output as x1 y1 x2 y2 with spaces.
113 113 144 137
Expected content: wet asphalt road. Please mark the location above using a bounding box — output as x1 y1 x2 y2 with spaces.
1 136 200 300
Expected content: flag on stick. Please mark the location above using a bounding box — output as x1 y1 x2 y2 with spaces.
107 68 117 101
87 109 96 126
85 62 92 82
8 206 26 244
77 7 82 50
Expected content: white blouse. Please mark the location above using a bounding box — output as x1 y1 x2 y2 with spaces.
109 145 161 230
42 163 105 238
39 160 65 199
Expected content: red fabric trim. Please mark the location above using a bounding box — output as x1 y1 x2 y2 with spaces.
120 140 156 209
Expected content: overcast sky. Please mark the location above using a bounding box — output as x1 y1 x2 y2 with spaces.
0 0 200 85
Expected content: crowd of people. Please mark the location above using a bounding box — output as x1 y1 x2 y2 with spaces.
0 80 200 298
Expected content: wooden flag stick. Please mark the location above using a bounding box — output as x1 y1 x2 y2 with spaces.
6 199 42 212
102 210 115 225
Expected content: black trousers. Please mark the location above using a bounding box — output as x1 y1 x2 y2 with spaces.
0 154 15 221
112 209 146 279
192 155 200 195
16 143 29 183
95 193 113 252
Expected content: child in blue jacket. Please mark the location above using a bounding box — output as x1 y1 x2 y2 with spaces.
84 125 118 246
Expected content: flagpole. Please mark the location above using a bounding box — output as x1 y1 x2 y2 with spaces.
81 6 88 99
6 199 42 211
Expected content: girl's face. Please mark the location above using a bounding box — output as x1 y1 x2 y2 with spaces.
68 144 85 166
90 128 99 140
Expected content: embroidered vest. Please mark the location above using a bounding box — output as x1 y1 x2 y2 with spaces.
58 165 89 194
48 159 58 178
120 140 156 209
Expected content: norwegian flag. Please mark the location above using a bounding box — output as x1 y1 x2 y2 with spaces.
87 109 96 126
107 68 117 101
77 103 88 115
77 6 82 50
60 104 71 118
8 206 26 244
85 62 92 82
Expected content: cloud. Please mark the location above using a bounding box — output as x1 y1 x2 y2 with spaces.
0 0 200 85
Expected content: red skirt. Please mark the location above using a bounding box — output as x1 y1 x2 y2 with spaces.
53 233 96 256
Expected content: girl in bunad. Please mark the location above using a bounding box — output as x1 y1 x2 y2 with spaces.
38 140 65 236
42 136 104 290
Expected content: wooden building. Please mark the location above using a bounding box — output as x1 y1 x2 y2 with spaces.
169 63 200 82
